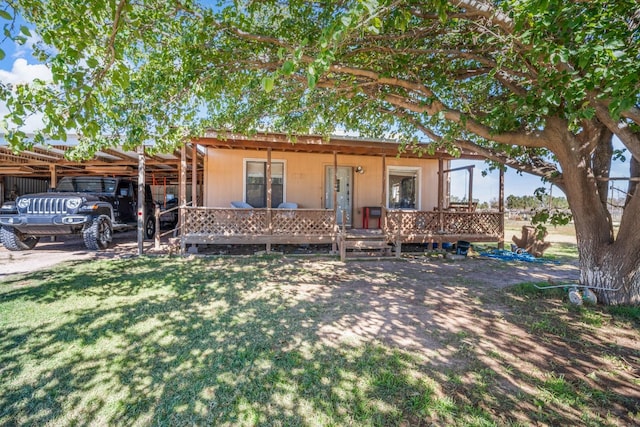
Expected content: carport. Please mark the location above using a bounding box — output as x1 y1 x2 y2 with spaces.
0 135 204 254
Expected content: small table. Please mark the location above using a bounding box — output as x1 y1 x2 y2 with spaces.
362 206 382 229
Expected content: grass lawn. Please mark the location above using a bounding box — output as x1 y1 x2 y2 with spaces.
1 255 638 426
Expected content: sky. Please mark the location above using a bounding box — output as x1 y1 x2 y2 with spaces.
0 17 631 203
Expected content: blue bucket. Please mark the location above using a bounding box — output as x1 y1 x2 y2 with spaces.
456 240 471 256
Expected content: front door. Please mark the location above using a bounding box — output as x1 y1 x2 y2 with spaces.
325 166 352 226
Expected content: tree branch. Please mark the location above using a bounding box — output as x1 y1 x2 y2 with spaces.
592 99 640 161
95 0 128 83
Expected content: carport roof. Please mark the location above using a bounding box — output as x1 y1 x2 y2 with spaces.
0 135 201 180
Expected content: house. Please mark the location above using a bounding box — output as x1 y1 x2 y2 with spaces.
179 131 505 257
0 132 504 257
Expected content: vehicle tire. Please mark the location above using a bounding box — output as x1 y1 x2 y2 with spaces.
0 226 39 251
145 216 155 239
83 215 113 250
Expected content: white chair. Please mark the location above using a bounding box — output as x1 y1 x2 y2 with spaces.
277 202 298 209
230 201 253 208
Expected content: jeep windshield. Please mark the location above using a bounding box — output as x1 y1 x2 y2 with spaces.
55 177 117 193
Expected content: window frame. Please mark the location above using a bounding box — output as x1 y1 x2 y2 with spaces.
386 166 421 210
242 158 287 208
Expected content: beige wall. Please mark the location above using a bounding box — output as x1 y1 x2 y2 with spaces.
204 148 445 226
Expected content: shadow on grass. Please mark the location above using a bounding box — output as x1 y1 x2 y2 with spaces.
0 256 638 425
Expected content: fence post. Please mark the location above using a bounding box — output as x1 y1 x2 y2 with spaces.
154 204 161 250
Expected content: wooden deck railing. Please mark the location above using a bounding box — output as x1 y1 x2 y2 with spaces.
384 209 503 243
179 206 503 254
181 207 337 251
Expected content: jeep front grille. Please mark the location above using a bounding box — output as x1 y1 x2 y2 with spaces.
26 198 69 214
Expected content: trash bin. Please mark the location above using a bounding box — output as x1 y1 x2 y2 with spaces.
456 240 470 256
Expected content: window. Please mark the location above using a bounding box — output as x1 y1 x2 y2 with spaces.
245 160 284 208
388 167 420 209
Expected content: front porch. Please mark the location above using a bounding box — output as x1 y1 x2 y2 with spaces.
179 206 504 258
174 132 506 257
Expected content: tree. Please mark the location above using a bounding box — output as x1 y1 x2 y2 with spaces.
1 1 639 304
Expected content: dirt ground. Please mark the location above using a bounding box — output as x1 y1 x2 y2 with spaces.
0 217 577 276
0 230 145 278
2 227 638 424
1 227 579 283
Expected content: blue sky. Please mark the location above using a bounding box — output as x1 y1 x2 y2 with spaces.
449 135 630 202
1 18 631 202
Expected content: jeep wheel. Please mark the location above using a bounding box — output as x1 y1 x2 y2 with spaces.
145 216 156 239
83 215 113 250
0 226 40 251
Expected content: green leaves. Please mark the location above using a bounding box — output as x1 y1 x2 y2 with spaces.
1 0 638 168
261 76 275 93
281 60 294 75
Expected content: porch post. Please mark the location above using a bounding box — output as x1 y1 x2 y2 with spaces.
49 164 57 189
266 147 272 253
468 166 474 211
137 145 145 256
191 143 198 207
332 150 338 211
438 157 444 231
332 151 338 253
381 154 386 206
179 143 187 253
498 167 505 249
381 154 386 228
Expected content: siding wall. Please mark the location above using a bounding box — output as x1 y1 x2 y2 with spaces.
204 149 446 228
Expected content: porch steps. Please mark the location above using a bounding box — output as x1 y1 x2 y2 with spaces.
339 230 396 261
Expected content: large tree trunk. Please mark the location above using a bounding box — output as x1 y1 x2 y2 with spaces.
551 122 640 305
579 246 640 305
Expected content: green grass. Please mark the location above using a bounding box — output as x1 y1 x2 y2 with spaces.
542 242 579 260
0 256 638 426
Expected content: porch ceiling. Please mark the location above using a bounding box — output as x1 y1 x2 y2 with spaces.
194 131 485 160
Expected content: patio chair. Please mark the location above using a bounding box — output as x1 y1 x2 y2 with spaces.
230 201 253 208
277 202 298 209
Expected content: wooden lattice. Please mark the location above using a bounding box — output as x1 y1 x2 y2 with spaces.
184 208 267 235
272 209 336 235
441 212 501 235
385 210 502 239
182 207 336 240
183 207 501 247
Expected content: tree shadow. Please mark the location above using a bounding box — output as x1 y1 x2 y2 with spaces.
0 256 637 425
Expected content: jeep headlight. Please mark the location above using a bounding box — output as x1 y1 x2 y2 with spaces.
66 197 82 210
16 198 30 209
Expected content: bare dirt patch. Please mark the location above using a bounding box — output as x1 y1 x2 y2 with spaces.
266 256 637 424
0 230 143 278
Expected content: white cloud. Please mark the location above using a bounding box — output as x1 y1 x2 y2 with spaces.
0 58 52 84
12 32 44 59
0 59 52 133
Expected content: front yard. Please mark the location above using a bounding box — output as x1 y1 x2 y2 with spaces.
1 255 638 425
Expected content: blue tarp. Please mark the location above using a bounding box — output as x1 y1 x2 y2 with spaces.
480 249 558 264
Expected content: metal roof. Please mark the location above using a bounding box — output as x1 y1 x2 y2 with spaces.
1 131 482 180
0 135 201 181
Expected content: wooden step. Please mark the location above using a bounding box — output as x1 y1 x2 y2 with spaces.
344 239 391 250
339 232 395 260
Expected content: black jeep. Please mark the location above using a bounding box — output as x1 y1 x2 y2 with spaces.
0 176 155 251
